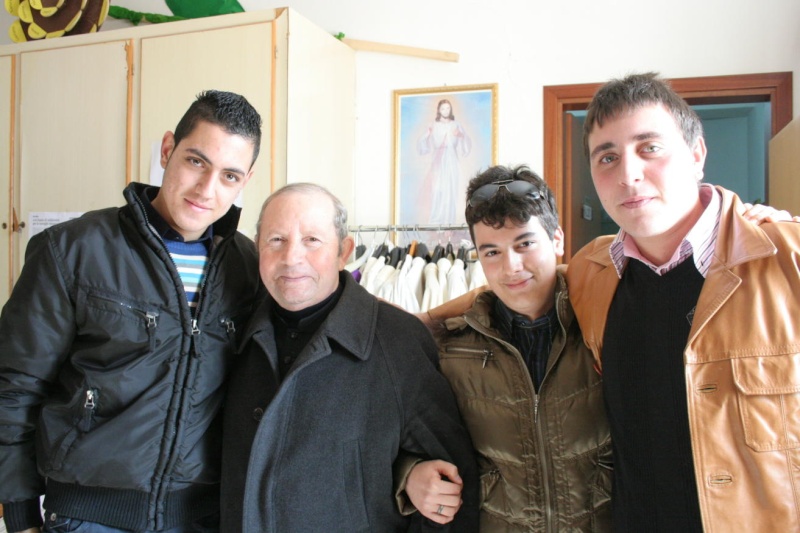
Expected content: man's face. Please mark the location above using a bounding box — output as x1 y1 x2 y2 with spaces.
151 120 255 241
586 104 707 260
473 217 564 320
258 191 354 311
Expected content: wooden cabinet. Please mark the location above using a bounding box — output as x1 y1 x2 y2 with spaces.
0 8 355 301
769 116 800 214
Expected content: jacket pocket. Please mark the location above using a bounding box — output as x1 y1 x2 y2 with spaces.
77 290 160 365
49 388 100 471
442 344 495 367
480 467 500 502
733 353 800 451
342 439 370 531
591 442 613 510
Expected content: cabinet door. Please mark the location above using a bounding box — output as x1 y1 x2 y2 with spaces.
139 23 272 240
1 55 11 304
17 41 129 273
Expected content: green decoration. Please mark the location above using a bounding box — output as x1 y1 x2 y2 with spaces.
334 32 345 40
164 0 244 18
108 0 244 26
108 6 185 25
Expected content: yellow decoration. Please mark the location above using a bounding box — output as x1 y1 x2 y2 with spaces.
17 0 31 22
5 0 21 16
8 0 114 41
8 18 26 41
27 20 45 38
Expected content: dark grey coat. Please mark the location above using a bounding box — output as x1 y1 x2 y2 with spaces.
221 273 479 533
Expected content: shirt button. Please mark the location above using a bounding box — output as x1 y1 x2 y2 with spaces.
253 407 263 421
289 331 299 339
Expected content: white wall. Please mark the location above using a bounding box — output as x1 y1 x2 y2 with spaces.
3 0 799 225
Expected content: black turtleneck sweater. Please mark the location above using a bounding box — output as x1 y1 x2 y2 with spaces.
271 273 346 379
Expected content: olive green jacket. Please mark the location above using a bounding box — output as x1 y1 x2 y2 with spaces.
435 272 612 532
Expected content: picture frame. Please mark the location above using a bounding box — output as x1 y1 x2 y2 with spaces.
393 83 498 226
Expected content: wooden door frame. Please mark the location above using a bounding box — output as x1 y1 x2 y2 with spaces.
543 71 793 259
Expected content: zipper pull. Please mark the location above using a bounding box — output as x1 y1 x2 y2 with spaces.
191 319 201 335
81 389 98 431
84 389 96 409
223 318 236 334
145 311 158 329
482 349 491 368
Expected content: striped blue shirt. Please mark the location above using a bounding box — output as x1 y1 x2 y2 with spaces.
165 242 210 308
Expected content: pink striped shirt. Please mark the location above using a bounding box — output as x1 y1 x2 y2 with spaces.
609 184 721 279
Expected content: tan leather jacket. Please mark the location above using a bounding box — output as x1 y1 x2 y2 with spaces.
567 186 800 532
436 271 612 532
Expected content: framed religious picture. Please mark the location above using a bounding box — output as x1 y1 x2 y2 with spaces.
393 83 498 225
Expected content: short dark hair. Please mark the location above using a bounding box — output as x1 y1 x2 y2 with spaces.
173 90 263 167
464 165 559 243
583 72 703 158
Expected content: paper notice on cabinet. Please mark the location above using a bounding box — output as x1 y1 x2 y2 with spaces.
29 212 83 239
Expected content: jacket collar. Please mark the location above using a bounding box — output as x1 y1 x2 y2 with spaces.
122 182 243 242
707 185 777 272
244 272 379 365
451 268 572 334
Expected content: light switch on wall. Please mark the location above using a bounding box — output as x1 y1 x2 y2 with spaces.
582 203 593 221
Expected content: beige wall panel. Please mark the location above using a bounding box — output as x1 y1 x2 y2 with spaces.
18 41 129 269
139 23 272 240
0 55 11 304
285 11 355 217
769 116 800 214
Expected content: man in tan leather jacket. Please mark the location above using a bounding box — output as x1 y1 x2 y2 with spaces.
403 165 613 531
567 72 800 532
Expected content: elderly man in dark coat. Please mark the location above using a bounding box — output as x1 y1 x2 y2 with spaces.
220 183 478 533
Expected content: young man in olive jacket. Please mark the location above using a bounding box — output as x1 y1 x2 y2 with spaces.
0 90 262 533
403 165 612 532
220 183 479 533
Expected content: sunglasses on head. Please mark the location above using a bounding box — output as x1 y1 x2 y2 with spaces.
468 179 542 207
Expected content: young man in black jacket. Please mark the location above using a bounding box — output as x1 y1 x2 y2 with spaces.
0 90 262 533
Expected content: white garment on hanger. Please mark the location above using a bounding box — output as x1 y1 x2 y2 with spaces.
369 263 397 295
345 244 372 272
391 255 421 313
360 255 385 291
435 257 452 305
420 261 441 312
404 256 427 311
467 260 487 290
446 258 468 302
376 265 399 303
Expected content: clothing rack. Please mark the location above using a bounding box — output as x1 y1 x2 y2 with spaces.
348 224 468 233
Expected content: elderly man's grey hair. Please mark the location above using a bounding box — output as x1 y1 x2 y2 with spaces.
255 183 349 252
